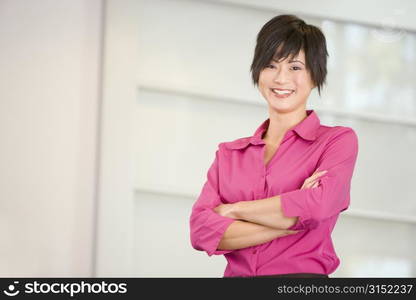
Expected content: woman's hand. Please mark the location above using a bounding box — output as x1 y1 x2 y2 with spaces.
301 170 327 189
213 203 239 219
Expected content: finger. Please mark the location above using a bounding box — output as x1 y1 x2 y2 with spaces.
307 170 327 181
311 170 328 177
301 180 314 189
304 175 320 186
301 182 310 189
303 172 325 186
307 177 321 188
307 181 319 189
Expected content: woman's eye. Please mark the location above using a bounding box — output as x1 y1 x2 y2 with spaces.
291 66 302 71
266 64 274 69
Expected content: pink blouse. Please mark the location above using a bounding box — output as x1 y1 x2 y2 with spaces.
189 109 359 277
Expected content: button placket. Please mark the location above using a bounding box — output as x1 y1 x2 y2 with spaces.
255 145 268 199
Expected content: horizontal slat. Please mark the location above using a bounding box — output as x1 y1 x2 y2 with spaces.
138 85 416 127
134 187 416 224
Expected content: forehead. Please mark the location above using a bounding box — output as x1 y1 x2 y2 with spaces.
272 51 305 63
272 43 305 62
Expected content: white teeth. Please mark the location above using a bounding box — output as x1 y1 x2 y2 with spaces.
272 89 293 95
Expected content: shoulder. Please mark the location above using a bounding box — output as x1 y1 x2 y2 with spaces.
218 136 252 151
331 126 358 143
318 124 358 140
318 125 359 154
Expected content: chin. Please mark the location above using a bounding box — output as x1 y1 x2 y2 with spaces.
267 95 306 112
267 104 292 114
266 99 294 111
268 101 305 114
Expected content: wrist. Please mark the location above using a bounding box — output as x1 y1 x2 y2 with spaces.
233 201 246 220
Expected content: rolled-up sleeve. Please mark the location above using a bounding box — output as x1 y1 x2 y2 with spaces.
280 128 359 231
189 144 236 256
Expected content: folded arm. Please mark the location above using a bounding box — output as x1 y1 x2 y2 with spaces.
232 196 298 230
190 144 299 256
217 219 298 251
230 128 359 231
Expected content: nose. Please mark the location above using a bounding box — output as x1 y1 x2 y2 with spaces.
273 66 288 84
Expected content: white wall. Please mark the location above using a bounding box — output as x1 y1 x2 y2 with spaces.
0 0 102 276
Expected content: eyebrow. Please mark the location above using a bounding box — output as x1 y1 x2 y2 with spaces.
289 59 305 65
272 58 305 65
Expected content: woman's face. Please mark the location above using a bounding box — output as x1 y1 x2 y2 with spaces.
258 49 315 114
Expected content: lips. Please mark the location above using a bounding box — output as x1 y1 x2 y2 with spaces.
270 88 295 98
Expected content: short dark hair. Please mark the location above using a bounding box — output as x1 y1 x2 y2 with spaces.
250 14 329 96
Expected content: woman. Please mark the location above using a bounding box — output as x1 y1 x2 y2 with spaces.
189 14 358 278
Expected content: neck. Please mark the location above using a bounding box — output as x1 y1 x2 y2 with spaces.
263 107 308 145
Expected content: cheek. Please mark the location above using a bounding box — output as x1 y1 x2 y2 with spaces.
258 71 269 85
294 74 313 91
258 73 270 92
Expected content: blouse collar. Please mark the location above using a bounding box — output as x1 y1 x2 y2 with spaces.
226 109 321 150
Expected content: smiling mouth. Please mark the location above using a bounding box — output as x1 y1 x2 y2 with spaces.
270 88 294 98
